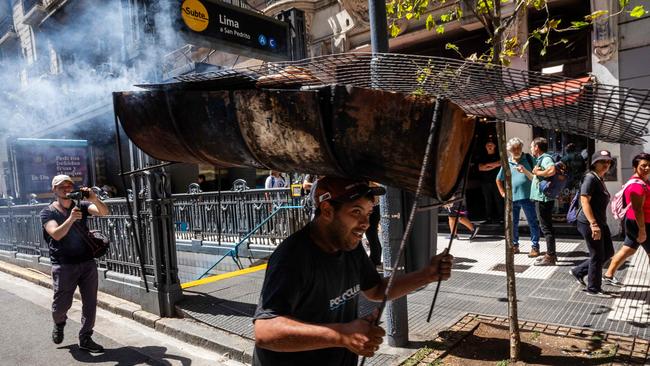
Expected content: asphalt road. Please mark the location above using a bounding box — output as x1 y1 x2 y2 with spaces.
0 270 245 366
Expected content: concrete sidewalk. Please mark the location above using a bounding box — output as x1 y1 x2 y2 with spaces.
2 233 648 366
0 260 256 364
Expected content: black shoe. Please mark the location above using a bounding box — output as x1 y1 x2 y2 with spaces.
79 337 104 353
583 289 612 298
569 269 586 287
52 323 65 344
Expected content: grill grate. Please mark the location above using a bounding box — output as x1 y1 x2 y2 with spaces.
138 52 650 144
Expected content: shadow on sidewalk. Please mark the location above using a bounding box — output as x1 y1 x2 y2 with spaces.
181 291 258 317
60 344 192 365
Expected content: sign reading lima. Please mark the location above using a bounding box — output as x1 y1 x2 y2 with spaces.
182 6 240 29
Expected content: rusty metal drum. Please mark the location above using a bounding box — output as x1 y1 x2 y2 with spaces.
113 85 476 201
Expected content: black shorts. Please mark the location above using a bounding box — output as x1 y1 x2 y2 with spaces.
623 219 650 253
446 201 467 217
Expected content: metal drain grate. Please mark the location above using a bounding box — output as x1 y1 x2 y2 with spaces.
491 263 529 273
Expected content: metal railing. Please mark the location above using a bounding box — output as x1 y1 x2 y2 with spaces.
0 188 308 278
172 188 308 249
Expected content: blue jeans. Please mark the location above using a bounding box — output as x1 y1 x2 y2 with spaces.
513 199 540 249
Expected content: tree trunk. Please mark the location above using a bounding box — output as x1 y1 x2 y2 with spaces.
492 0 521 361
496 121 521 361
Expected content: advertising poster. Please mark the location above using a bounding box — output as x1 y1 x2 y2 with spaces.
13 138 89 198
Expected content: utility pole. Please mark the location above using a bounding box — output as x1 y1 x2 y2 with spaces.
368 0 409 347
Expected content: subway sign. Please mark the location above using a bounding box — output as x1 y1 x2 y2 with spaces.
179 0 290 60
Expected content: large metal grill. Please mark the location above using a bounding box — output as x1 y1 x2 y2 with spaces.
140 52 650 145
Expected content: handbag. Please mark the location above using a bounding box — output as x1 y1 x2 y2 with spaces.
83 229 111 258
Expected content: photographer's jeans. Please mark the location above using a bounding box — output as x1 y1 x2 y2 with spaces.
51 260 98 339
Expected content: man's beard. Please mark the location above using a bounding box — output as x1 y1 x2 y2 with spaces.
326 217 360 251
512 153 522 160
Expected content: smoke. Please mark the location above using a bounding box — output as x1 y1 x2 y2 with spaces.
0 0 183 140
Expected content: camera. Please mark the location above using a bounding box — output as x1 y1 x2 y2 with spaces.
66 190 89 200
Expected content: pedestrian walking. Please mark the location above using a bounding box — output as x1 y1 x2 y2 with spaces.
530 137 558 265
444 201 479 240
496 137 541 254
41 175 109 353
603 153 650 286
252 176 453 366
569 150 615 297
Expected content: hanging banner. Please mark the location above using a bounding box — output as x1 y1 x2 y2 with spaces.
178 0 290 61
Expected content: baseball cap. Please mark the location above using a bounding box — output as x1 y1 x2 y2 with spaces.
51 175 74 189
313 176 386 208
590 150 614 167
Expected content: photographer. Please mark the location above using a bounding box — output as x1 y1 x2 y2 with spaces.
40 175 109 353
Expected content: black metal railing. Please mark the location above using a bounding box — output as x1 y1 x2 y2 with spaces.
0 188 308 277
172 187 308 248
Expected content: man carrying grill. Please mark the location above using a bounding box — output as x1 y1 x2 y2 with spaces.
41 174 109 353
253 176 454 366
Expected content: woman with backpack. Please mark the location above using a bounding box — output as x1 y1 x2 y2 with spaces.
603 153 650 286
569 150 615 297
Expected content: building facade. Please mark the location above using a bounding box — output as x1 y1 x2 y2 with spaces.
1 0 649 223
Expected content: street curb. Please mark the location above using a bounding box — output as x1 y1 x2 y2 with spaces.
0 260 254 364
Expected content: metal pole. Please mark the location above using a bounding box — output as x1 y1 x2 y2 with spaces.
368 0 409 348
368 0 389 53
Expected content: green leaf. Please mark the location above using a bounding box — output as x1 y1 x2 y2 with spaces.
389 23 401 37
548 19 561 29
406 12 413 20
619 0 629 8
425 14 435 31
445 42 460 52
585 10 609 21
630 5 646 18
386 0 396 15
436 25 445 34
540 48 547 56
570 21 590 29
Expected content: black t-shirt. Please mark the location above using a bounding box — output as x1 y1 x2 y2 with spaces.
477 153 501 183
252 225 382 366
40 201 93 264
577 172 610 225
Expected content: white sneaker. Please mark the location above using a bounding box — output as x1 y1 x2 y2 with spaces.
602 275 624 287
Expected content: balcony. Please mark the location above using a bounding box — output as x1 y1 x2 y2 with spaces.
22 0 62 26
0 16 16 46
